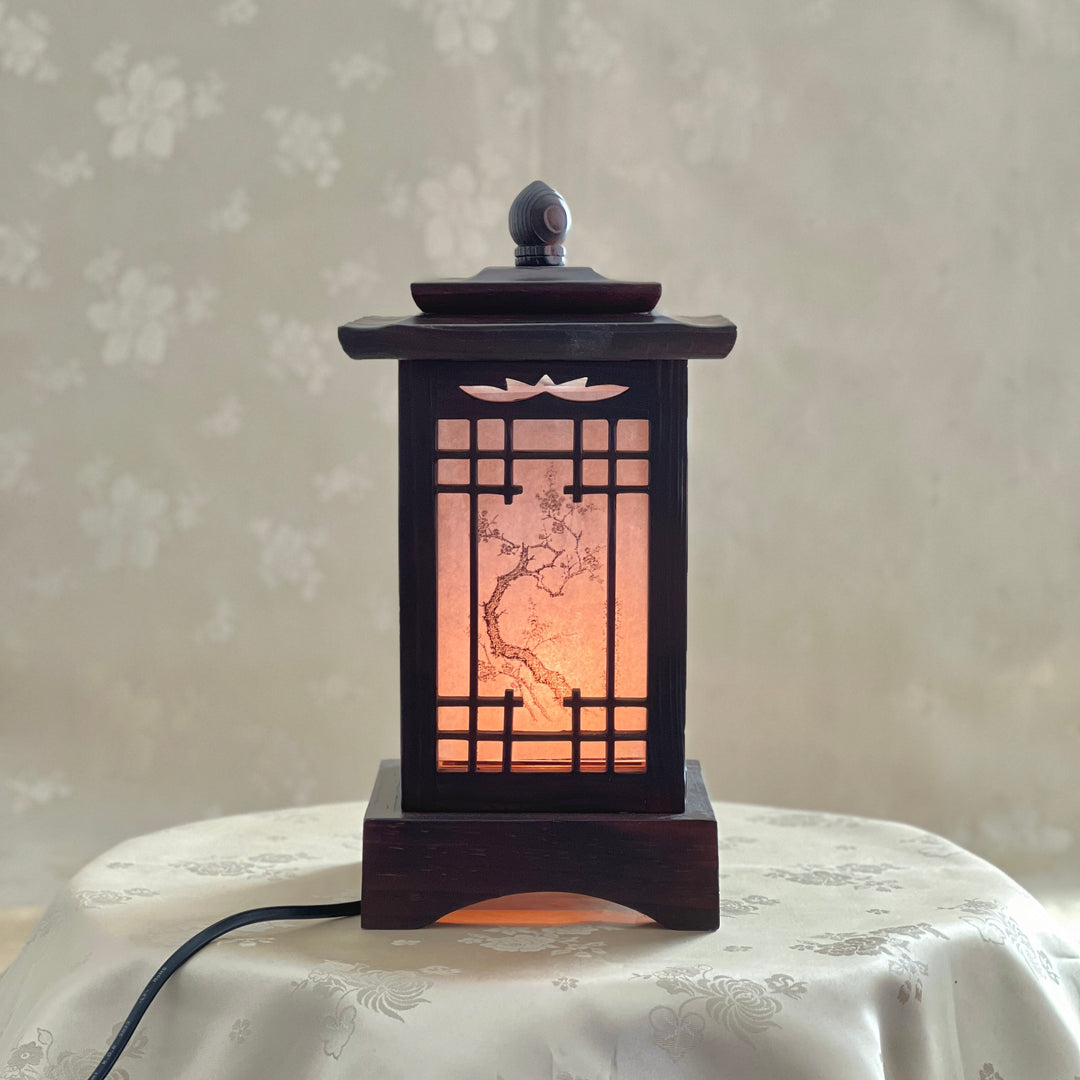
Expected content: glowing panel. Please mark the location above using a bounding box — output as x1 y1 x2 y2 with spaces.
614 740 647 772
580 742 607 771
513 418 574 451
615 706 647 732
481 456 607 768
437 706 468 732
438 420 470 450
476 419 504 450
477 459 503 485
582 420 608 451
436 493 470 696
437 739 469 770
438 459 469 484
435 415 652 774
512 742 572 771
476 741 503 771
616 459 648 486
617 419 649 451
581 707 606 731
477 707 503 732
582 459 607 485
615 493 648 699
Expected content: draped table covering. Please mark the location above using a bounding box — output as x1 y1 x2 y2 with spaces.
2 800 1078 1080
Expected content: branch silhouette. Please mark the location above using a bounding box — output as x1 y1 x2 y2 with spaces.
477 469 602 723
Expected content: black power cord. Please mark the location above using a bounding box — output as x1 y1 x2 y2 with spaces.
84 898 364 1080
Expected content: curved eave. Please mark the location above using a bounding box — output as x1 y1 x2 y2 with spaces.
337 313 737 361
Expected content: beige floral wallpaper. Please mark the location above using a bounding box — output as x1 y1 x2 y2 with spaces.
2 1 1078 905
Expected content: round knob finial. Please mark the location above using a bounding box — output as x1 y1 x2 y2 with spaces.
509 180 571 267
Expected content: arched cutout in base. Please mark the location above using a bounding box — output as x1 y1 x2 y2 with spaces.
360 759 719 931
437 890 653 926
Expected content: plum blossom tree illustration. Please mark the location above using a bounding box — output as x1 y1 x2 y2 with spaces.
475 468 602 727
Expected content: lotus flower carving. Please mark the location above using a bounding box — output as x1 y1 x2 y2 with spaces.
459 374 628 403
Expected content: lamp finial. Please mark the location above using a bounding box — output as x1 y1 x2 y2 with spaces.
509 180 570 267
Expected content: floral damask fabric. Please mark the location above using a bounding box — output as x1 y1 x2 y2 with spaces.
1 801 1078 1079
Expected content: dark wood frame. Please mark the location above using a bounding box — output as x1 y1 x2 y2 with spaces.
340 310 736 818
361 758 719 930
398 357 688 814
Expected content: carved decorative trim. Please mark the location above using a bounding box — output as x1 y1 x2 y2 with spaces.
459 374 629 403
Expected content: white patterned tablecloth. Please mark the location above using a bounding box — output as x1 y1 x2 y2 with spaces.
1 801 1078 1080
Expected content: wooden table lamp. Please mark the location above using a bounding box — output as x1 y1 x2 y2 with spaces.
339 181 736 930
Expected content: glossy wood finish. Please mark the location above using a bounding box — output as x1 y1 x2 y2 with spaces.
338 312 737 361
508 179 571 266
360 758 720 931
341 185 734 928
410 266 662 316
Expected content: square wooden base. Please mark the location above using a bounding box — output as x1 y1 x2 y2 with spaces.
361 759 719 930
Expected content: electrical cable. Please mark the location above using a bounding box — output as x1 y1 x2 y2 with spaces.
84 898 363 1080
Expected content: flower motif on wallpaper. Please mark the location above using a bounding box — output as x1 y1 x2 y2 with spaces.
0 3 57 81
414 152 508 269
396 0 513 63
330 46 391 91
195 598 236 644
79 471 171 571
249 517 326 600
258 312 336 394
175 486 208 531
504 85 540 126
85 251 214 373
0 221 47 288
85 252 176 370
553 2 622 77
322 256 380 298
209 187 251 233
22 567 77 597
35 148 93 189
184 279 217 324
314 456 373 502
0 429 37 496
216 0 258 26
264 107 343 188
6 772 71 815
200 394 244 438
93 42 223 166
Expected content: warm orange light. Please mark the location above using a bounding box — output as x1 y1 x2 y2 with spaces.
435 416 649 773
437 891 653 926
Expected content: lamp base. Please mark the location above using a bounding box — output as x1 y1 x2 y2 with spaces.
360 759 719 930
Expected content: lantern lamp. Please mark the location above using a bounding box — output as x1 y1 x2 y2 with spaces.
340 181 736 930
